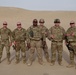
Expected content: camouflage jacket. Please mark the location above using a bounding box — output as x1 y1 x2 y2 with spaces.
66 26 76 42
49 25 65 41
27 25 45 43
0 27 12 41
12 28 26 42
39 25 49 38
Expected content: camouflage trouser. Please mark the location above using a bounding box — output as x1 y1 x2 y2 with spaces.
69 42 76 64
51 41 63 63
29 40 43 62
15 41 26 61
42 41 49 60
0 40 10 59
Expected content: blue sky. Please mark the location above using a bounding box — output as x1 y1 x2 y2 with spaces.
0 0 76 10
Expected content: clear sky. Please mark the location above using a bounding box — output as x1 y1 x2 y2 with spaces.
0 0 76 11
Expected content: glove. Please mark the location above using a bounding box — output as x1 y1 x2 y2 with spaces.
42 41 46 46
27 43 31 49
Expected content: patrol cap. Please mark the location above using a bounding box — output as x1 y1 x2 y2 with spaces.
33 19 38 23
39 19 45 23
70 21 75 25
17 22 21 26
3 21 7 25
54 19 60 23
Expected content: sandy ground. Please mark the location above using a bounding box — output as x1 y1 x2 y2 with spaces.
0 7 76 75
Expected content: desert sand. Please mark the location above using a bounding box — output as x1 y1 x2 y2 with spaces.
0 7 76 75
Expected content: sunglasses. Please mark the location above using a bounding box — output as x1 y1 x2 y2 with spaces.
70 23 75 25
17 24 21 26
3 24 7 25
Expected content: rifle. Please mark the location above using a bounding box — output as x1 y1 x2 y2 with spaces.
65 36 74 52
41 38 46 50
29 27 34 37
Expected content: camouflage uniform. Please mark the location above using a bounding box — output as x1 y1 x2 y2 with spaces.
12 28 27 64
66 23 76 68
39 24 50 62
49 19 65 65
27 25 45 66
0 27 12 64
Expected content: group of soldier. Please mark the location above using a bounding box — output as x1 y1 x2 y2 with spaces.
0 18 76 68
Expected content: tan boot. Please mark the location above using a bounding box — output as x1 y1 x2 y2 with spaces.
15 59 19 64
46 58 51 63
50 62 55 66
67 64 74 68
38 60 43 65
67 60 75 68
23 60 26 64
7 58 11 64
0 59 1 63
27 60 32 66
58 61 63 66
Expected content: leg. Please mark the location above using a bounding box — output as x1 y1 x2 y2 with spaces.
43 42 50 62
15 43 20 64
67 43 76 68
67 51 74 68
57 43 63 65
36 40 43 65
50 42 57 65
20 42 26 64
27 41 35 66
0 44 4 63
5 44 11 64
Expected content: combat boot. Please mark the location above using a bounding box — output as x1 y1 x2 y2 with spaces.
50 62 55 66
23 60 26 64
7 58 11 64
15 59 19 64
0 59 1 63
67 64 74 68
46 58 51 63
66 60 75 68
38 60 43 65
27 60 32 66
58 61 63 66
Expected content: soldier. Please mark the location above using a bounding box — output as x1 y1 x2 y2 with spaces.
0 21 12 64
48 19 65 66
39 19 50 62
66 21 76 68
12 22 27 64
27 19 46 66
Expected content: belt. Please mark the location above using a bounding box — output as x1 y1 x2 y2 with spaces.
15 40 25 42
30 39 40 41
69 41 76 43
52 41 62 42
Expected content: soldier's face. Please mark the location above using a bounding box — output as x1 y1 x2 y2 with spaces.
55 23 60 26
33 23 38 26
17 25 21 28
70 23 75 27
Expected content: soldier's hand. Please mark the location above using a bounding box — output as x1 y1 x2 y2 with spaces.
65 41 68 45
9 42 12 46
43 41 46 46
13 41 16 45
45 32 48 37
50 35 54 39
27 43 31 49
71 32 75 36
66 33 71 36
